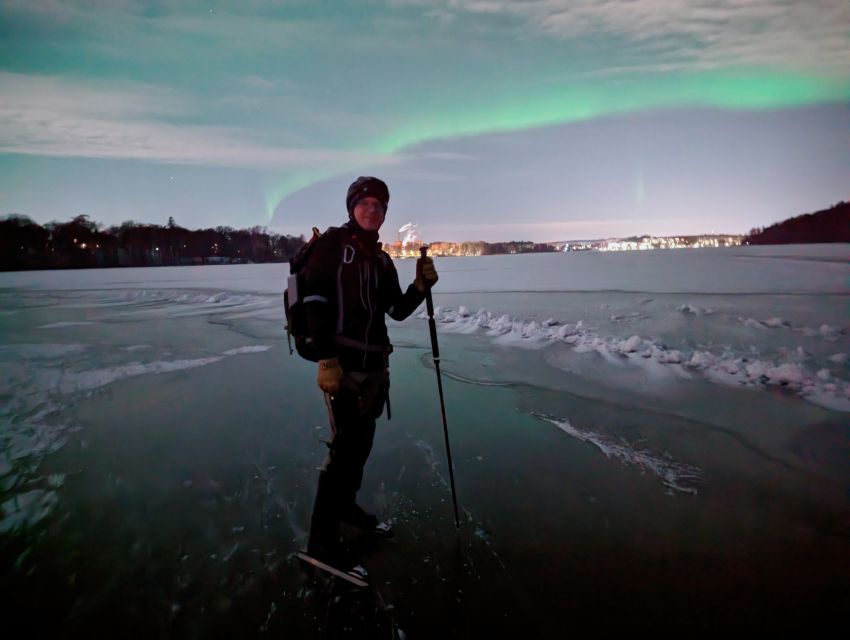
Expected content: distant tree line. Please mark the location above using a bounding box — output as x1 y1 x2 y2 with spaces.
0 214 307 271
744 201 850 245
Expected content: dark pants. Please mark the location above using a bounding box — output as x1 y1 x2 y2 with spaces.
308 369 388 553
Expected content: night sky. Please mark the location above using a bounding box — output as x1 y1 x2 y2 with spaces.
1 1 848 241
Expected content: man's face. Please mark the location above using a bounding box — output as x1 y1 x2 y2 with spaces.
352 196 386 232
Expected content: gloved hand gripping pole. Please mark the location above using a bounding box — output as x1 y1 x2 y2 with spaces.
420 246 460 529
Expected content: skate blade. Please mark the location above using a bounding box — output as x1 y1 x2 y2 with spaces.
296 551 369 588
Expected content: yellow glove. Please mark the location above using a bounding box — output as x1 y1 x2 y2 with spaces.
317 357 343 395
415 256 438 292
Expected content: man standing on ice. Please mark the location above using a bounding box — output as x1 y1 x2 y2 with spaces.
303 176 438 568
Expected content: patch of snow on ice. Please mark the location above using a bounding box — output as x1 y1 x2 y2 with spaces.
678 304 712 315
124 344 152 352
819 324 842 339
59 357 225 393
744 318 768 329
222 345 272 356
764 317 789 328
0 490 59 534
804 389 850 412
744 361 770 378
37 321 94 329
765 363 805 385
687 351 717 369
615 335 642 354
57 346 272 393
533 414 703 495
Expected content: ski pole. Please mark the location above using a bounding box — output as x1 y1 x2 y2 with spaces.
420 246 461 529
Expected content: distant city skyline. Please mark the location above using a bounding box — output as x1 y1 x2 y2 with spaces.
1 1 849 242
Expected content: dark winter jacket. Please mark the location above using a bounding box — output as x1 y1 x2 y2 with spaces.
303 221 424 371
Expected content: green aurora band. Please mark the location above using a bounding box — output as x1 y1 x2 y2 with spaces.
264 68 849 220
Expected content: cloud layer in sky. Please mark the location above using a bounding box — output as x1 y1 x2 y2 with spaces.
0 1 848 238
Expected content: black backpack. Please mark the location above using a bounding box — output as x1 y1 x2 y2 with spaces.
284 226 336 361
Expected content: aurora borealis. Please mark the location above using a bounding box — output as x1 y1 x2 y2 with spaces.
1 1 848 241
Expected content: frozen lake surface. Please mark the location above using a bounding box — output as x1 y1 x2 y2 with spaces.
1 244 849 635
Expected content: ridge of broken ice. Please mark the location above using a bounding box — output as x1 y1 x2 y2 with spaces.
418 306 850 412
738 315 844 339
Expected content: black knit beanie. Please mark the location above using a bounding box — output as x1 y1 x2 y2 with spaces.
346 176 390 217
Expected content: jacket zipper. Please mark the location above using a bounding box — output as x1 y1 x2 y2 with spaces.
363 263 373 368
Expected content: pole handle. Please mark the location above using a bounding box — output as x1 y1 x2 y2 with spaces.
419 245 439 358
420 245 435 315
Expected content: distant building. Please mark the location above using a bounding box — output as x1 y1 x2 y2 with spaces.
564 235 742 252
